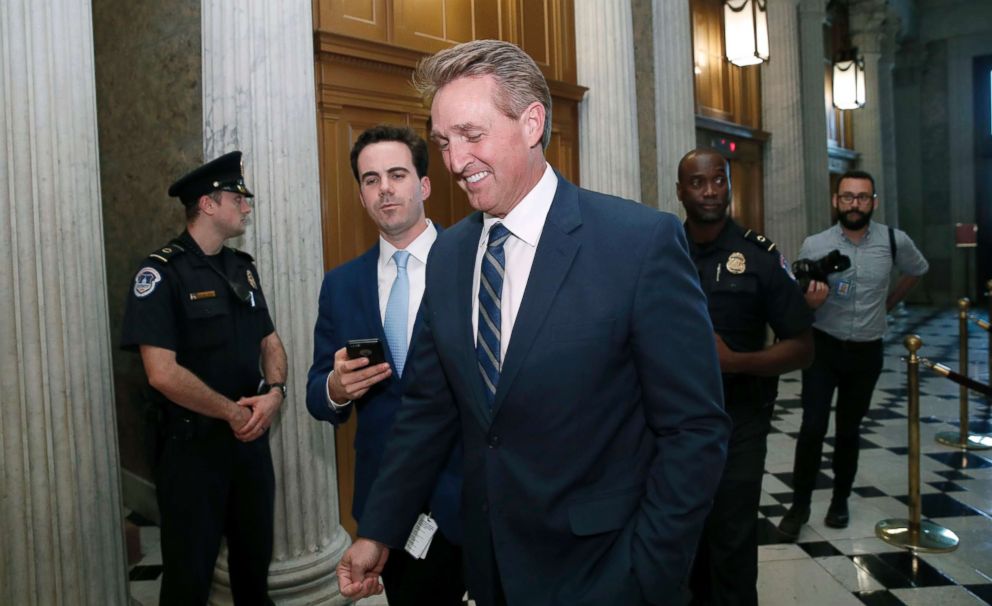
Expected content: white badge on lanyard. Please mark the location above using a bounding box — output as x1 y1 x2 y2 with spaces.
403 512 438 560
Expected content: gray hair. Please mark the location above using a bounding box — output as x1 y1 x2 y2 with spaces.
412 39 553 149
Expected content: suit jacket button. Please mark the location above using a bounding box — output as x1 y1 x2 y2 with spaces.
488 434 500 447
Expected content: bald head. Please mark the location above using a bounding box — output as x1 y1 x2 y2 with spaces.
677 148 728 183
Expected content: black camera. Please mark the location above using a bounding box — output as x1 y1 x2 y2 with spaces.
792 249 851 292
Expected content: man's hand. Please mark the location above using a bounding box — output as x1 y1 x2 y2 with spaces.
234 389 283 442
226 403 251 435
804 280 829 309
327 347 392 402
337 538 389 599
714 333 738 374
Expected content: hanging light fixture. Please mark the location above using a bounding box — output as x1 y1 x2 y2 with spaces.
723 0 769 67
832 48 866 109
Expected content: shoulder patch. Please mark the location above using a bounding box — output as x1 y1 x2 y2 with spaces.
147 242 186 264
742 229 777 253
231 247 255 263
133 267 162 297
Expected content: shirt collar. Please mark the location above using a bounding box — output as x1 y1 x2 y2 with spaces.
481 163 557 247
379 219 437 266
685 218 739 254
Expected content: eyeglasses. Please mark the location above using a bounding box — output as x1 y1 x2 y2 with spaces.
837 192 875 206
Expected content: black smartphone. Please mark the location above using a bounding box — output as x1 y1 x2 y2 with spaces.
346 338 387 366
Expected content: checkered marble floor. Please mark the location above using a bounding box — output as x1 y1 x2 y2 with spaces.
758 305 992 606
128 305 992 605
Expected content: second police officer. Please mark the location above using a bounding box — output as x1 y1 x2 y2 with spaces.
677 148 814 606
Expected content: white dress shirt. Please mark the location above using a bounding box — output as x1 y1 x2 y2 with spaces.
377 220 437 346
472 164 558 362
326 220 437 406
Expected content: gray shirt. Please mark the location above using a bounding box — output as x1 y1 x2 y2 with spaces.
798 221 928 341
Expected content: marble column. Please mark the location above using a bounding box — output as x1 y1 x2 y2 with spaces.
878 19 901 228
850 0 890 224
575 0 641 201
0 0 128 604
761 0 809 260
798 0 832 232
632 0 660 207
653 0 698 214
201 0 350 603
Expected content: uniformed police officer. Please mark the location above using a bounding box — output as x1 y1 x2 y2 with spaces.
120 151 287 605
678 148 814 606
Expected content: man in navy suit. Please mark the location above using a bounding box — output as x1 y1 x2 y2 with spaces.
337 41 731 606
306 125 464 605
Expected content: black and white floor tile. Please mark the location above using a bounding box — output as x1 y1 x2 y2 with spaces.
129 306 992 605
757 306 992 606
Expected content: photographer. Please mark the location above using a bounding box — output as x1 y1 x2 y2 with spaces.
778 170 928 541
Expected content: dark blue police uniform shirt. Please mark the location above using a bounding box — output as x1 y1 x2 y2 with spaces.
687 219 813 402
120 230 275 403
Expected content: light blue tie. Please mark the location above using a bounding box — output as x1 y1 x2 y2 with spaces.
384 250 411 376
477 223 511 408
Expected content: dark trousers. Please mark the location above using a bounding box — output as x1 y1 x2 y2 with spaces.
791 330 883 506
156 424 275 606
380 529 466 606
690 399 773 606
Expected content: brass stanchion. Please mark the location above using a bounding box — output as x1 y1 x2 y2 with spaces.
936 299 992 449
876 335 959 552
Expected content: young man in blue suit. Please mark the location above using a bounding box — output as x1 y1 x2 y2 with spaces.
306 125 464 605
337 41 731 606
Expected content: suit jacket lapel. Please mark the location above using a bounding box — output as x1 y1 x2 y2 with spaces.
493 176 582 416
408 224 444 345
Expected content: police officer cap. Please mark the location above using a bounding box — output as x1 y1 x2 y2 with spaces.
167 151 254 205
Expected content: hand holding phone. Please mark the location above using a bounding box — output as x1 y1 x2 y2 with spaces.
346 338 387 366
328 339 392 403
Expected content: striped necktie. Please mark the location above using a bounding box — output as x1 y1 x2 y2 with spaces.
383 250 411 376
477 223 511 408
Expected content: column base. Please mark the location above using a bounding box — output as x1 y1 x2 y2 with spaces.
210 525 352 605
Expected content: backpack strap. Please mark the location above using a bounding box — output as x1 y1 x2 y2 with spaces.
888 225 897 262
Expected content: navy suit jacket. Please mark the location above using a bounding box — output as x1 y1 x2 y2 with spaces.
305 233 462 543
359 175 731 606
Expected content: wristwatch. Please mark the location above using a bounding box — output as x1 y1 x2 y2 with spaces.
268 382 287 398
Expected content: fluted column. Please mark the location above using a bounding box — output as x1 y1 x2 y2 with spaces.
878 19 901 228
653 0 697 214
575 0 641 201
0 0 128 604
201 0 350 603
761 0 809 260
798 0 832 232
850 0 889 224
